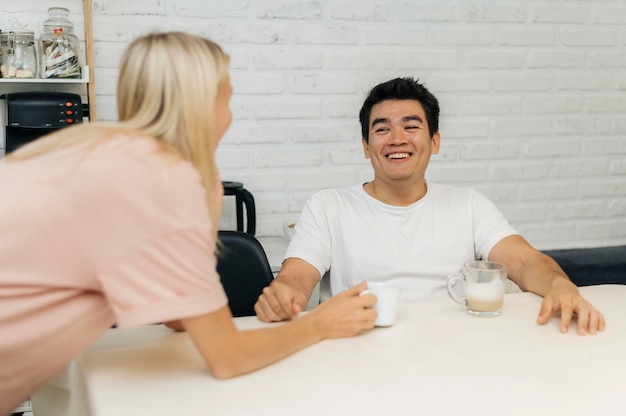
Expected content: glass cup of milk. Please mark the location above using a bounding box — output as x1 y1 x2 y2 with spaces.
446 261 507 317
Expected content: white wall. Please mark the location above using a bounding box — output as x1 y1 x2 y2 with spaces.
3 0 626 250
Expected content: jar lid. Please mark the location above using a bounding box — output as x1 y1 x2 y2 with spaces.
48 6 70 14
0 29 35 39
43 6 74 31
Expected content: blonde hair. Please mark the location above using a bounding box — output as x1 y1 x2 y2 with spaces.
7 32 230 240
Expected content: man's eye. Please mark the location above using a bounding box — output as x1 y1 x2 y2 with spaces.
405 125 421 130
375 127 389 133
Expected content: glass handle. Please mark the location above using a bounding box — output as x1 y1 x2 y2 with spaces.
446 273 466 305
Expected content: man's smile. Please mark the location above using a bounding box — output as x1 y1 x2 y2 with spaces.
386 152 412 159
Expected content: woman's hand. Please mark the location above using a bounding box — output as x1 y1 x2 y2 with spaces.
304 281 378 339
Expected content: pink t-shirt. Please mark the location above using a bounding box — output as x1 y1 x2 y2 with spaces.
0 134 228 414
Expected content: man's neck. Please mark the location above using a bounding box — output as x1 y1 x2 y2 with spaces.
363 179 428 206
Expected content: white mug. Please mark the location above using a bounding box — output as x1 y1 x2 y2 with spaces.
363 282 401 327
446 261 507 317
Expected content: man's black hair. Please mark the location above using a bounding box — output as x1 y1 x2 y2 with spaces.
359 77 440 142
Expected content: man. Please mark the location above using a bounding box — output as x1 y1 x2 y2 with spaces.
255 77 604 335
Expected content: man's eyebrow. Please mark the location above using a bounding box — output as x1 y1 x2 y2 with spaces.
371 117 389 127
371 115 424 127
403 115 424 123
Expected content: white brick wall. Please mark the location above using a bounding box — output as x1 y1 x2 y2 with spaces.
2 0 626 250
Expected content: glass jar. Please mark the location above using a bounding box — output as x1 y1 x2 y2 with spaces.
39 7 82 78
0 30 37 78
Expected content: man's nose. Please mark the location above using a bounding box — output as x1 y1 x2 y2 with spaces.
389 128 408 143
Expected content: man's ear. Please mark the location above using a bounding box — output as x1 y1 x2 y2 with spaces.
430 132 441 155
362 138 370 159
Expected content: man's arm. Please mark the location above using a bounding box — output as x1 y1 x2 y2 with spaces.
254 258 321 322
489 234 605 335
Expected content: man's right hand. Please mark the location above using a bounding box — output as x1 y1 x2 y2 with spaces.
255 279 308 322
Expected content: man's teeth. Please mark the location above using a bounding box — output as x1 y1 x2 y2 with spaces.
387 153 410 159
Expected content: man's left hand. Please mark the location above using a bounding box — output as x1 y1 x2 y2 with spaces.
536 280 605 335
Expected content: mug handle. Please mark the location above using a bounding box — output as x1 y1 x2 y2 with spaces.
446 273 466 305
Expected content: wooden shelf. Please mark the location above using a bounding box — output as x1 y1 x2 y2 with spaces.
0 66 90 84
0 1 96 120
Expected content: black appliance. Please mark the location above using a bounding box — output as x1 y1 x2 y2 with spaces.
4 91 85 154
222 181 256 235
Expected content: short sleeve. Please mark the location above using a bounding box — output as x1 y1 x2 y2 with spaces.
284 192 332 280
471 189 520 260
99 227 228 328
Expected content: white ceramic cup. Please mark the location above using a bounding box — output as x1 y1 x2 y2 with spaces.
446 261 507 317
362 281 401 327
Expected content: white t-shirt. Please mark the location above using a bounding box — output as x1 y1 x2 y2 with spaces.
285 182 519 302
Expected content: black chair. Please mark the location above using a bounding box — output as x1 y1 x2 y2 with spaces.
217 230 274 317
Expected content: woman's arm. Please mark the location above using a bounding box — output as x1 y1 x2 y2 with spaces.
181 281 376 379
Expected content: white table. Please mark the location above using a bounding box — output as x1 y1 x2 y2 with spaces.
33 285 626 416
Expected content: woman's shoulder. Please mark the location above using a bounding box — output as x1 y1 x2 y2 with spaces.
94 131 189 171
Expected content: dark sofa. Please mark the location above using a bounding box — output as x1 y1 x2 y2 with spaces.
542 245 626 287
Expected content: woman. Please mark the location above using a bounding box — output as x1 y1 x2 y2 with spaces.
0 32 376 415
